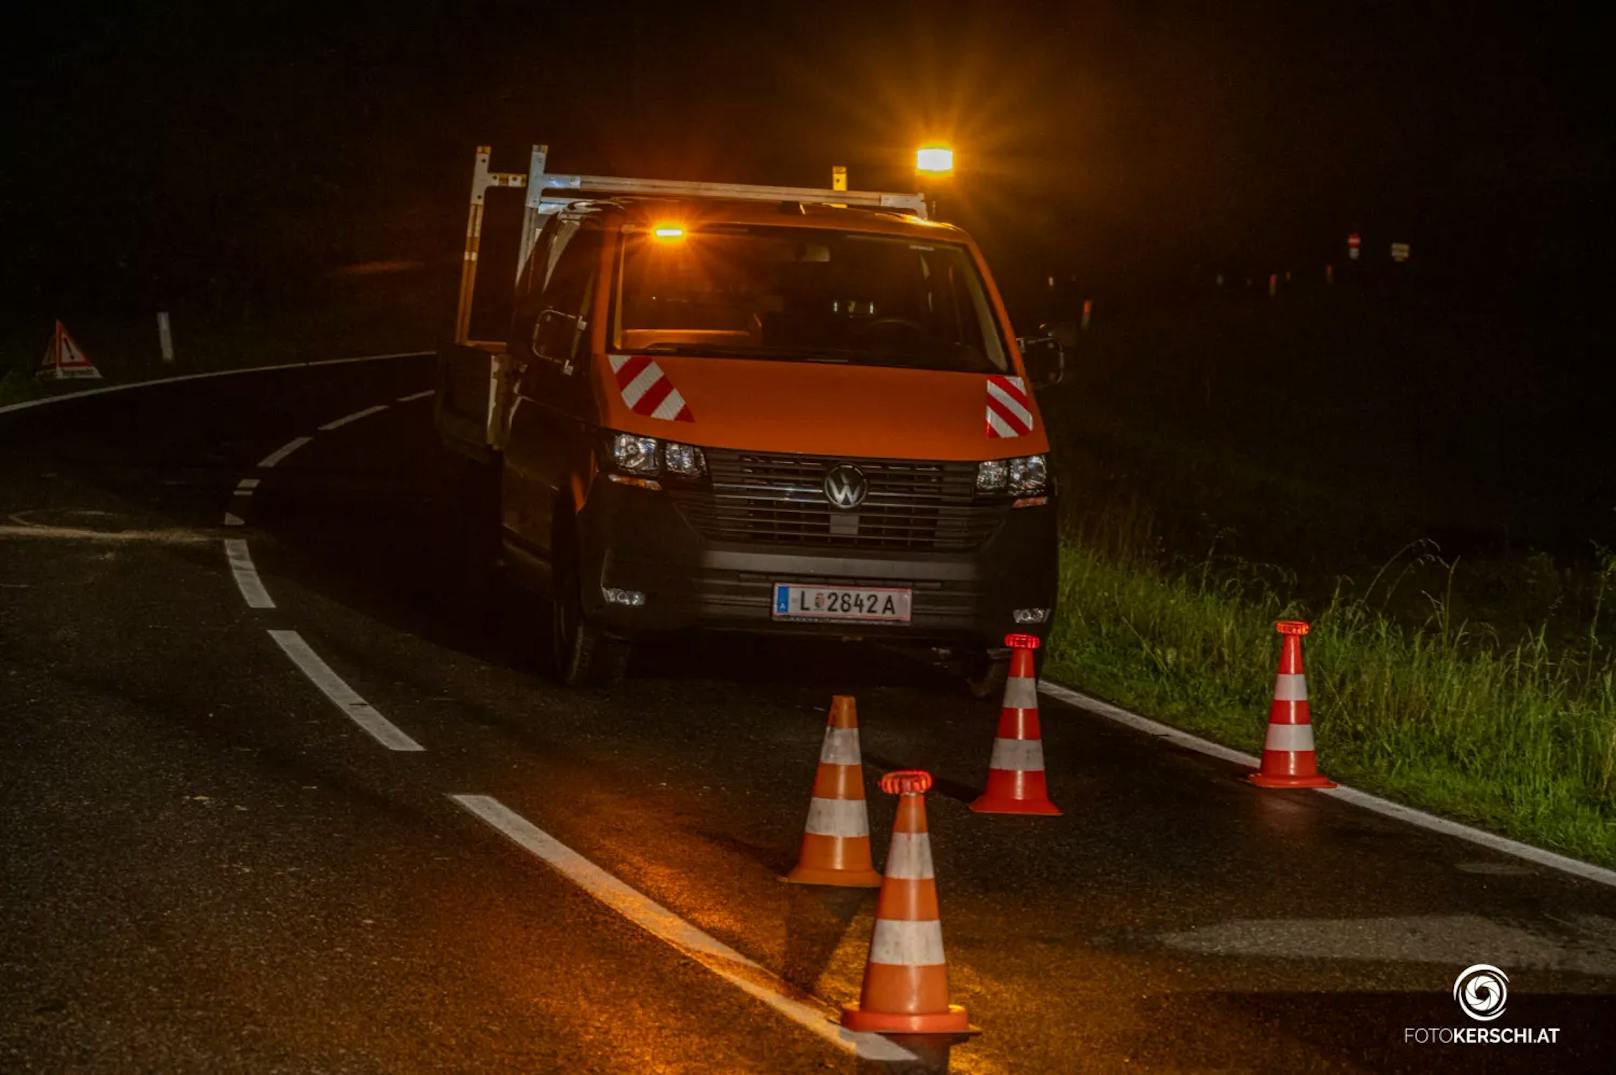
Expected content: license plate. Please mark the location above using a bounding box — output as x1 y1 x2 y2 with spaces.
772 583 912 623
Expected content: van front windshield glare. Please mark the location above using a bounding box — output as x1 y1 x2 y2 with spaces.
612 227 1007 372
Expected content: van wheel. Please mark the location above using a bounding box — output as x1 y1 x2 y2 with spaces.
550 527 629 688
963 652 1009 699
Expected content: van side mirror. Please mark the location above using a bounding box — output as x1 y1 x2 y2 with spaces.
1018 335 1065 388
1040 320 1079 351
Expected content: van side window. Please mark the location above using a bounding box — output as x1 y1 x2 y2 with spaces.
519 224 602 410
533 226 602 367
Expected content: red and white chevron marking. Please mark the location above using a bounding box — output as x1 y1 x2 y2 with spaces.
609 354 693 422
985 374 1033 438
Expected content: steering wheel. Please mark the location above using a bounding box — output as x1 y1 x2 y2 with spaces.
855 315 925 336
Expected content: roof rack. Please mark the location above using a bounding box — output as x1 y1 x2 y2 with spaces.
454 144 929 346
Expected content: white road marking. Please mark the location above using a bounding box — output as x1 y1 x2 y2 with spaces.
449 794 914 1063
319 404 389 431
235 478 261 490
0 351 433 417
396 389 434 402
224 539 274 609
258 436 313 469
232 488 254 497
224 512 245 527
269 630 424 752
1038 678 1616 889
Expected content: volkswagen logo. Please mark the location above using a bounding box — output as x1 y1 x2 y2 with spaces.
823 464 868 510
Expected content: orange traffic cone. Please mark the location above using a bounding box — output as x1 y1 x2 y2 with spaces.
785 696 882 887
842 770 973 1035
1248 620 1336 789
971 633 1061 815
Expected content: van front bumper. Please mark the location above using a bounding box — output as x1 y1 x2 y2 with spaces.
575 477 1057 649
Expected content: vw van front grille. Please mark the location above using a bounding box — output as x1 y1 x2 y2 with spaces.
670 451 1006 551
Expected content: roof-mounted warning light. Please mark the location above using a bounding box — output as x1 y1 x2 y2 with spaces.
915 144 954 176
652 223 686 240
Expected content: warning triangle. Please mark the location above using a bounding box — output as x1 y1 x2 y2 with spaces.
37 321 103 381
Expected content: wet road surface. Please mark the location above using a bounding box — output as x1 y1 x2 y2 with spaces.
3 356 1614 1072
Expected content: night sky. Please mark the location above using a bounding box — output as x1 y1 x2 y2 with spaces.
6 2 1609 341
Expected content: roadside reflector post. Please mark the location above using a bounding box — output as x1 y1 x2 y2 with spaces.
832 165 847 192
1268 273 1278 298
156 311 175 364
1325 263 1334 285
1347 232 1362 261
1080 298 1093 330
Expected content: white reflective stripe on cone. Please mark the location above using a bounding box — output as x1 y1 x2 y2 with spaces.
883 832 936 880
1264 722 1316 752
1003 674 1039 710
868 918 947 967
988 736 1046 772
1272 673 1309 702
804 796 870 837
819 727 862 765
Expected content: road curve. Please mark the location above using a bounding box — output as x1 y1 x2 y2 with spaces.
3 355 1613 1073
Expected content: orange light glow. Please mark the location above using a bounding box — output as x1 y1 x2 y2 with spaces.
652 224 686 240
915 144 954 175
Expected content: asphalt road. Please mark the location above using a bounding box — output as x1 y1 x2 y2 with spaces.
3 355 1614 1073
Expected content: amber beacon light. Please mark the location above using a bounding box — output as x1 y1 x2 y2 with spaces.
915 144 954 176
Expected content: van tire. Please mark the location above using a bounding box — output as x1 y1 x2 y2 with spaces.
550 518 629 688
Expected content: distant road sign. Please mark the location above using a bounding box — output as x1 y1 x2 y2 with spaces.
1390 242 1410 263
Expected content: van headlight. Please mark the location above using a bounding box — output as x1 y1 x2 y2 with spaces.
608 433 706 478
611 434 660 475
1009 455 1047 495
977 454 1046 495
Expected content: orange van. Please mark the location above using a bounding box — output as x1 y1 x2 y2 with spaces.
438 149 1063 687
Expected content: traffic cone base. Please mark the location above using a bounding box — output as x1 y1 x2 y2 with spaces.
971 771 1063 814
785 696 883 888
841 1000 971 1035
1249 771 1336 789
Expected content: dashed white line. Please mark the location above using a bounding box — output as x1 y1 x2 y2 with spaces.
1038 678 1616 889
269 630 424 752
258 436 313 469
235 478 261 490
449 794 914 1063
224 512 245 527
396 389 434 402
224 539 275 608
319 404 389 431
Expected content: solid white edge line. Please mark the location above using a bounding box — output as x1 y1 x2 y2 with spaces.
268 630 424 752
449 794 915 1063
223 539 275 609
396 389 434 402
0 351 433 417
1038 678 1616 889
258 435 314 469
318 403 389 431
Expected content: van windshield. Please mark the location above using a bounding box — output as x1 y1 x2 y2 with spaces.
612 225 1007 372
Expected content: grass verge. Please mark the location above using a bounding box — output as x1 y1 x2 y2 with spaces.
1043 535 1616 869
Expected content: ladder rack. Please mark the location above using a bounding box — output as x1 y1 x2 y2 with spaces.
453 144 929 346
